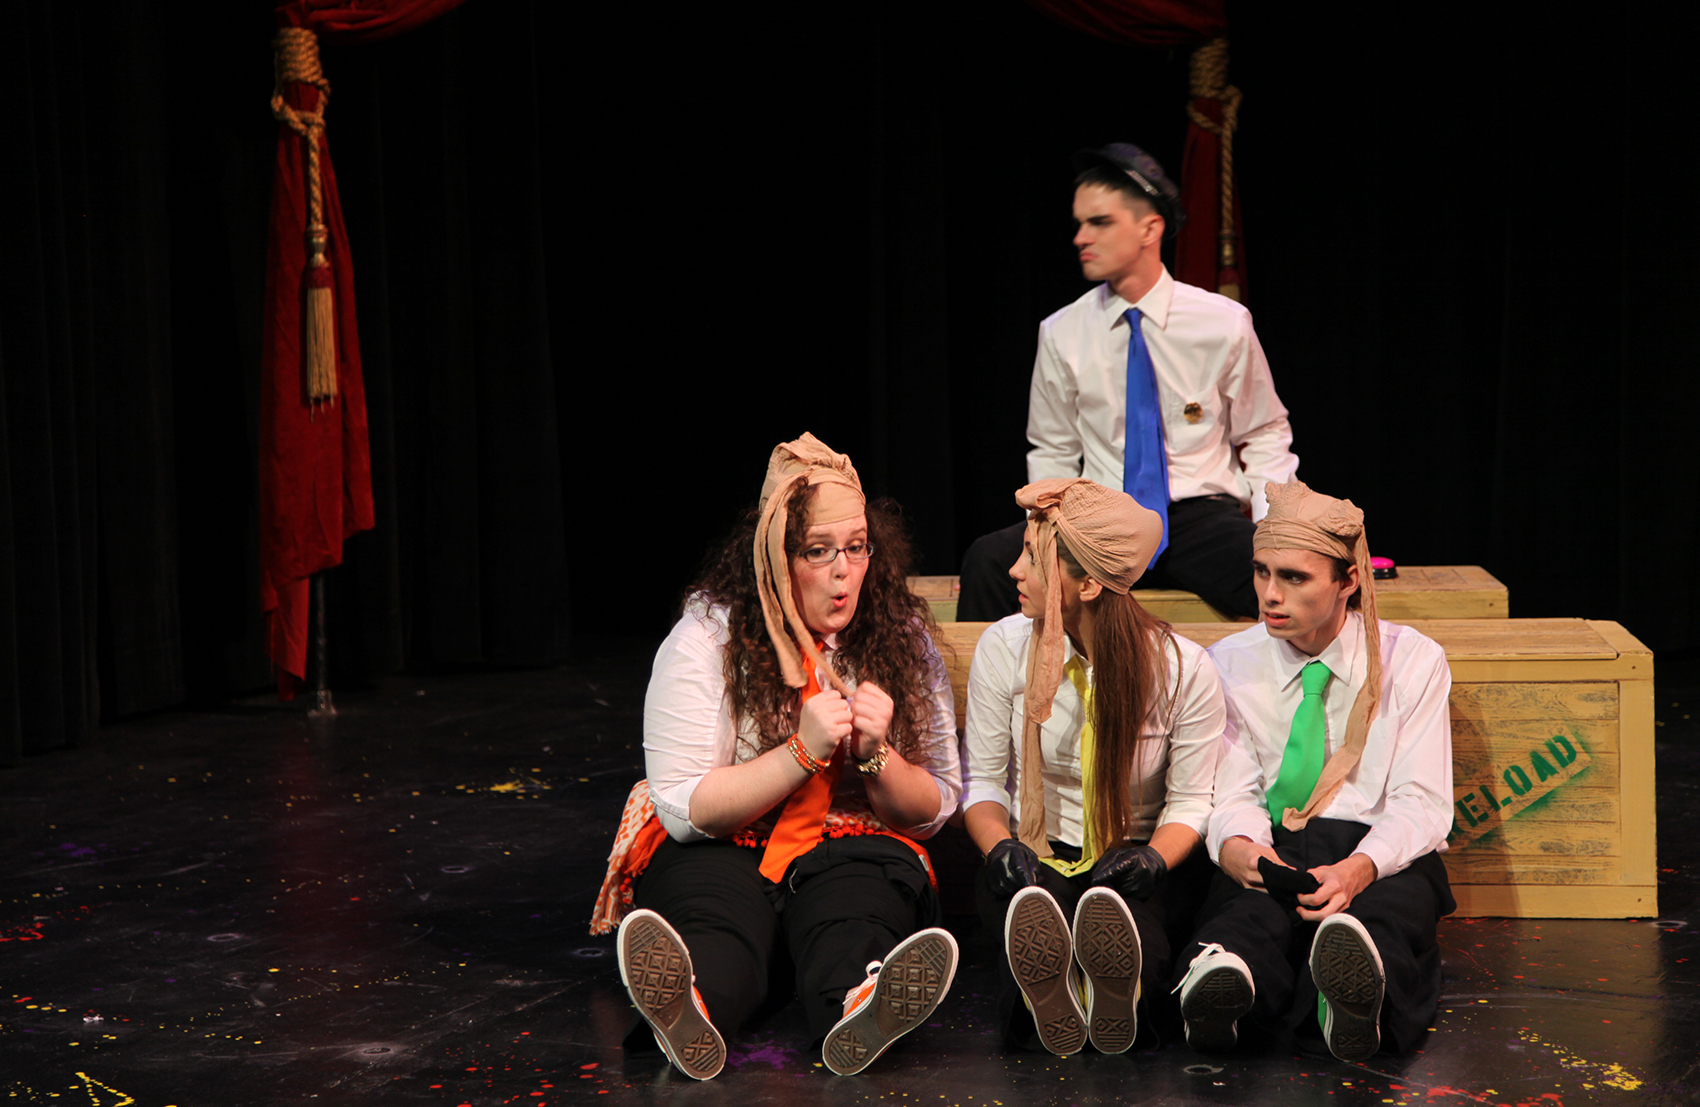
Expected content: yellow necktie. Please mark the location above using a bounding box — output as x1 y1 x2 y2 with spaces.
1041 656 1099 877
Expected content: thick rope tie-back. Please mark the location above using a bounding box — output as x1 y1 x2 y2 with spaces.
1186 37 1242 270
272 25 339 405
271 27 332 235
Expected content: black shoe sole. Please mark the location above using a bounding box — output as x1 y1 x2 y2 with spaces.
1311 920 1384 1063
1180 965 1254 1053
1008 891 1085 1056
1074 891 1140 1054
823 929 958 1076
619 913 724 1080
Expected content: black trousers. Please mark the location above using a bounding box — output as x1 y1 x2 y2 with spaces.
1176 818 1455 1055
631 835 935 1041
957 495 1259 622
975 843 1212 1048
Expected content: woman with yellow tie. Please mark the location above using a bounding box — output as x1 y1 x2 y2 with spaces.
593 434 960 1079
961 477 1226 1055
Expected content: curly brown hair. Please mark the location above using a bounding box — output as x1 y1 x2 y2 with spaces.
682 482 944 764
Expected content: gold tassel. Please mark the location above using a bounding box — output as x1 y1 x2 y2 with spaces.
273 27 337 409
304 228 337 404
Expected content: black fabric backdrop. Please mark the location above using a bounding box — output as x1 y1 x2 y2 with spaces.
5 0 1697 764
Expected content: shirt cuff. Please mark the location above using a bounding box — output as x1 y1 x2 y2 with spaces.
649 777 709 843
899 775 958 839
1351 834 1407 881
962 782 1014 815
1155 800 1212 839
1209 812 1272 863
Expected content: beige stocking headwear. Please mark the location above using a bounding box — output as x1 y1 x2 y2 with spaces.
1012 478 1164 855
753 433 861 695
1255 479 1382 831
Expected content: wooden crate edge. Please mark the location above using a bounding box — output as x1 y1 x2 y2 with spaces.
1449 883 1658 919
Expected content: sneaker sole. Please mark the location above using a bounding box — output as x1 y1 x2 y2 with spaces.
823 929 959 1076
1180 965 1254 1053
1311 919 1384 1063
618 912 725 1080
1007 890 1085 1056
1073 890 1140 1054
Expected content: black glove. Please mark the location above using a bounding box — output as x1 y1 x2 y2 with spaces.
984 837 1042 899
1089 844 1167 902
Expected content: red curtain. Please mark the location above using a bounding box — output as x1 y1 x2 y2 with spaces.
1174 38 1245 299
261 0 466 698
1021 0 1223 45
279 0 466 40
1021 0 1242 299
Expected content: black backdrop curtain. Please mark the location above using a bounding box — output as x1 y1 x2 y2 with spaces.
6 0 1698 764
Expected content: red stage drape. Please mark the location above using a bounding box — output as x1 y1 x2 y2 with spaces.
1174 37 1246 299
261 0 466 698
1021 0 1223 45
1021 0 1243 299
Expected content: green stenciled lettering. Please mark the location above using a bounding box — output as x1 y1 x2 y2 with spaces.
1503 764 1532 795
1454 798 1479 828
1546 734 1578 767
1531 749 1558 782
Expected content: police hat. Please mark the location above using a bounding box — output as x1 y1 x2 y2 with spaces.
1072 143 1185 239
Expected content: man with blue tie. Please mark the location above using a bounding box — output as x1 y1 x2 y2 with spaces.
957 143 1298 622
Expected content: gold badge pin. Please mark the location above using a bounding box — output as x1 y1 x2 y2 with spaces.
1183 401 1203 424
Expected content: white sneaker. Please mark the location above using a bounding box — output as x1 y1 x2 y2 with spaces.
1310 913 1385 1063
1072 886 1141 1054
616 909 725 1080
1173 943 1254 1052
1006 886 1085 1056
822 927 959 1076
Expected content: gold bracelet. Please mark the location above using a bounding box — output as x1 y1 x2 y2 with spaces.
788 732 826 775
854 742 892 777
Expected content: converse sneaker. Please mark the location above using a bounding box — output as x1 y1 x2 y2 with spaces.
617 909 725 1080
822 927 959 1076
1173 943 1254 1052
1309 913 1385 1063
1006 886 1086 1056
1072 886 1141 1054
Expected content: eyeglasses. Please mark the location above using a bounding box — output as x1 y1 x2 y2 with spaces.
798 541 876 566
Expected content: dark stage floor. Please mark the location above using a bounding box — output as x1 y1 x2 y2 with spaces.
2 640 1697 1106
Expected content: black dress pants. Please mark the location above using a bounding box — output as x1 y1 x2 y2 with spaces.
975 843 1212 1048
956 495 1258 622
1176 818 1455 1055
632 835 932 1041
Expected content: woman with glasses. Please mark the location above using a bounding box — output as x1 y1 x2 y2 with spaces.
962 478 1226 1056
593 434 961 1079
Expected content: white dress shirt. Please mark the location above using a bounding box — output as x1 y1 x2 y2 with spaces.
961 614 1225 846
1026 268 1298 520
1206 612 1454 878
643 598 962 843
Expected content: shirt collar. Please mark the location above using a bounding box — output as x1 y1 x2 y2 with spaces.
1023 618 1081 677
1271 610 1362 693
1098 266 1174 331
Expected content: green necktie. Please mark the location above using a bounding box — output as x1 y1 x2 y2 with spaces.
1266 660 1332 825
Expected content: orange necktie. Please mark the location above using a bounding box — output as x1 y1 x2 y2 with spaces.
759 649 842 882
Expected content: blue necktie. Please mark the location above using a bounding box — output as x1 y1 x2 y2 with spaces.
1122 308 1170 566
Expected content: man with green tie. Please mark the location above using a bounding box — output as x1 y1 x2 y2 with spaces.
1172 480 1455 1062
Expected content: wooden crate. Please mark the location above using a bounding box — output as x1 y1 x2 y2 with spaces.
932 618 1656 919
910 565 1508 624
908 575 960 622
